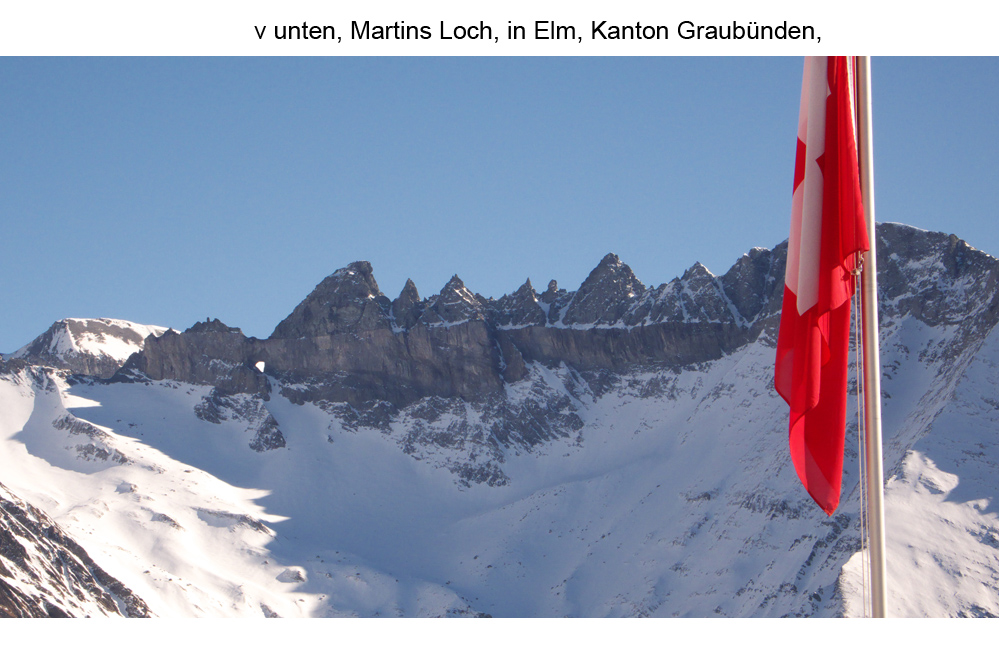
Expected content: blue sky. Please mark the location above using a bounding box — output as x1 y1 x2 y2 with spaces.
1 57 997 352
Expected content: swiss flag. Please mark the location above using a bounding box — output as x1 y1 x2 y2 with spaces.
775 57 870 516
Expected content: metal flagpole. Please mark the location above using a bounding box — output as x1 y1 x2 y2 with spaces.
855 55 889 617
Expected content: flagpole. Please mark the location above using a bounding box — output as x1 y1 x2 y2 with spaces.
855 55 889 618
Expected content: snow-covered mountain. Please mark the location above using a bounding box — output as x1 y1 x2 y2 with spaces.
2 222 998 617
0 476 150 618
12 318 172 379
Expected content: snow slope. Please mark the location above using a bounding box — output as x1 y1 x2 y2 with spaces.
4 311 995 617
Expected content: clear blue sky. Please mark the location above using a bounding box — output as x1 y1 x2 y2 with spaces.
1 57 996 352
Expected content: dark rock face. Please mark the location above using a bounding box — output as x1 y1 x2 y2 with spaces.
878 225 999 328
265 320 508 406
875 223 999 362
675 262 736 324
541 280 573 325
186 318 241 335
0 482 151 618
498 321 745 371
539 279 561 305
719 246 778 324
121 320 268 397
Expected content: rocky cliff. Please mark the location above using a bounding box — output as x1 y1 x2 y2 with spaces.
120 244 787 410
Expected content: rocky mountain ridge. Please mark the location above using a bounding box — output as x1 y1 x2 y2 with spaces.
116 242 788 411
111 223 996 416
4 222 999 617
271 247 779 337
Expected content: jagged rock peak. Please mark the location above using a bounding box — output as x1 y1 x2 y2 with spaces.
493 278 546 328
332 260 377 285
538 279 572 324
392 279 424 330
876 221 999 327
540 280 560 304
562 253 646 326
671 262 741 326
271 261 392 338
308 261 384 301
400 278 420 299
422 274 485 325
590 254 644 291
443 275 467 292
718 248 777 324
186 318 242 335
395 278 421 308
681 262 714 281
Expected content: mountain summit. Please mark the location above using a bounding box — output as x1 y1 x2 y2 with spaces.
272 261 393 338
561 253 646 326
12 318 171 378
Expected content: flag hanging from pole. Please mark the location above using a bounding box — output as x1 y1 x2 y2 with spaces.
775 56 870 516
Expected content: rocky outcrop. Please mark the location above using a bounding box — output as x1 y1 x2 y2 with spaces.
194 390 286 452
539 279 573 324
875 224 999 365
120 319 267 397
878 225 999 328
719 246 779 324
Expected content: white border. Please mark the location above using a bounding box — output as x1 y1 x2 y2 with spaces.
0 1 990 56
